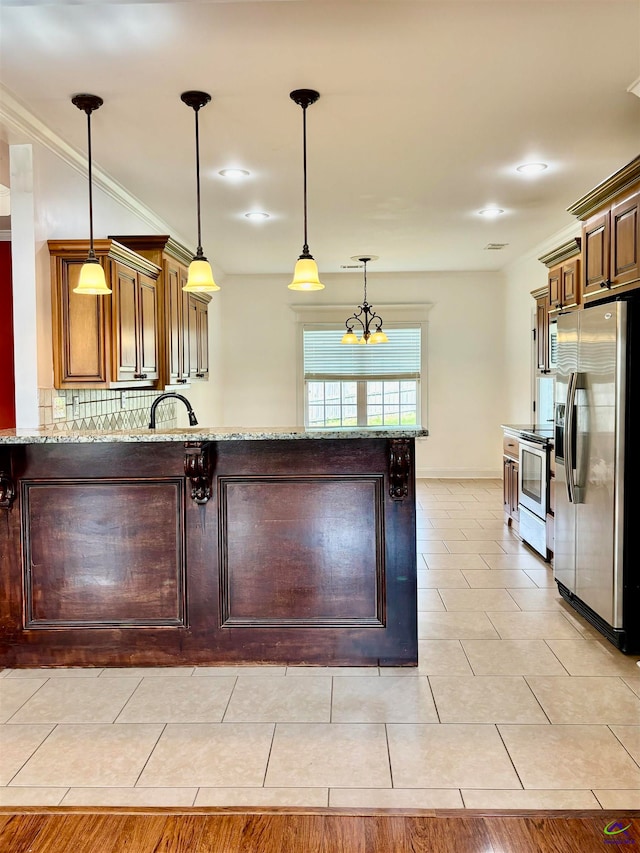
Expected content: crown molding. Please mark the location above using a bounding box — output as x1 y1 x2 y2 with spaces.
567 155 640 219
538 237 581 268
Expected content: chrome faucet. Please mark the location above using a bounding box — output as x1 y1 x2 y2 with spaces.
149 393 198 429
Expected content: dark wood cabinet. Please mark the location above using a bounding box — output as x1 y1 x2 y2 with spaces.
535 294 549 372
582 210 610 295
111 263 159 384
109 235 211 388
568 157 640 302
49 239 161 389
188 295 209 379
540 238 581 312
502 433 519 529
0 437 418 668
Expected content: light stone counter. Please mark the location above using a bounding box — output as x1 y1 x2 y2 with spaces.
0 426 428 444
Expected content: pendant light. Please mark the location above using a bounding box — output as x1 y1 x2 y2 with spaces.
288 89 324 291
71 94 111 295
181 90 220 292
341 256 388 345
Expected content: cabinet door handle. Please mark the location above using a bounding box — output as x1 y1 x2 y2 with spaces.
177 378 187 384
602 279 612 289
195 372 205 378
133 373 148 379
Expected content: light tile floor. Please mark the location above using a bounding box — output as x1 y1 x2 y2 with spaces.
1 478 639 810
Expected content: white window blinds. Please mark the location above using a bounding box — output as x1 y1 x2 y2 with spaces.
303 327 421 381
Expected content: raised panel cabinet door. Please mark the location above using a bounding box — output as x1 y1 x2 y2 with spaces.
510 459 520 520
536 297 548 371
582 210 610 294
561 258 580 307
52 256 108 386
165 260 183 383
195 298 209 378
112 262 138 381
139 273 159 380
548 266 562 309
187 296 199 378
610 190 639 287
503 456 512 516
180 288 190 378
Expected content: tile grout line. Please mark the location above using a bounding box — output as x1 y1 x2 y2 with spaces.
5 722 59 787
220 675 239 723
131 722 167 788
260 723 278 789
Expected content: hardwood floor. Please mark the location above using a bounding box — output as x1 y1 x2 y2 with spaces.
0 808 639 852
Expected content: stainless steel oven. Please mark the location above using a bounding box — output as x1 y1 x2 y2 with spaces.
518 439 548 558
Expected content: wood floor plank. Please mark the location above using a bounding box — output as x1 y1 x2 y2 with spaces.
0 813 48 853
406 815 495 852
484 817 640 853
153 813 207 853
104 814 169 853
23 814 130 853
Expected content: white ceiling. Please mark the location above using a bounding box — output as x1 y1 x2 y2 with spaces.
1 0 639 275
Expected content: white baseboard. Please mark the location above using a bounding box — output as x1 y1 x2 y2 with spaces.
416 468 502 480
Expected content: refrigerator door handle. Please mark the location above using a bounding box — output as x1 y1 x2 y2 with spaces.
565 371 577 504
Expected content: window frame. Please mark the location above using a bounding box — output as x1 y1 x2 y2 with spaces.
290 302 432 431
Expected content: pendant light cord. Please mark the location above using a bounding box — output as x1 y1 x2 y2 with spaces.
302 104 309 255
194 106 204 258
86 109 95 260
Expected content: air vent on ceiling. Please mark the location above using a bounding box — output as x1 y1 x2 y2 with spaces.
340 264 363 268
484 243 509 250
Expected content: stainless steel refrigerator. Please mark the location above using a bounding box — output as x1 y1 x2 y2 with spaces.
554 298 640 653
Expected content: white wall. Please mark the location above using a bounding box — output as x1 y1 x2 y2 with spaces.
219 270 506 477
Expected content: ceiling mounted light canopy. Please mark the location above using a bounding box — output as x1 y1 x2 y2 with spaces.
341 256 388 345
478 207 504 218
288 88 324 291
71 93 111 295
516 162 548 174
181 90 220 292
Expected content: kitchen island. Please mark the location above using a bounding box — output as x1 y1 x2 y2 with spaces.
0 427 425 668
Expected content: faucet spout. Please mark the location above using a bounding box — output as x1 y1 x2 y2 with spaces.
149 393 198 429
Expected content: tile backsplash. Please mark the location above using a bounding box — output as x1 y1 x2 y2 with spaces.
39 389 177 431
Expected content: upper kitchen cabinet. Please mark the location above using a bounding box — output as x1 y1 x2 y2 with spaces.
187 293 209 380
539 238 581 312
531 287 550 373
567 156 640 302
49 239 161 389
109 235 211 388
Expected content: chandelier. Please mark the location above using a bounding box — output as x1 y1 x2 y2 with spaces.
341 256 388 345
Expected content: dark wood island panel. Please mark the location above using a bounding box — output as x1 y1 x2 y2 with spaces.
0 438 417 668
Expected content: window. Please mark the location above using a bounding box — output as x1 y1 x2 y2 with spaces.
303 327 422 428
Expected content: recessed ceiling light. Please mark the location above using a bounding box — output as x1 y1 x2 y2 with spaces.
478 207 504 218
516 162 548 174
219 168 250 178
244 211 270 220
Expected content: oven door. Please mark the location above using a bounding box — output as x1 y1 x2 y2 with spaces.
518 440 548 520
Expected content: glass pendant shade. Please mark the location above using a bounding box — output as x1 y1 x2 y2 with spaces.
74 257 111 295
183 257 220 292
369 329 389 344
288 256 324 291
341 329 359 344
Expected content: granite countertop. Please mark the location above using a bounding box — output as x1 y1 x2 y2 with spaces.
0 426 429 445
501 424 554 444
